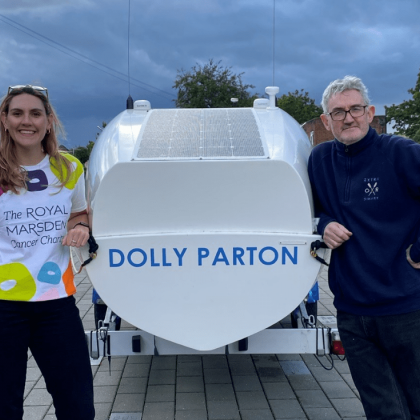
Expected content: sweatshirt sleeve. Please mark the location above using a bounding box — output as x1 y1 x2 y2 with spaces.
307 151 336 237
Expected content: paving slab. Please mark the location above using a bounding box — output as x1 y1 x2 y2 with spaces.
294 389 332 409
232 374 263 392
112 393 145 413
257 366 288 383
176 361 202 376
204 368 232 384
109 414 142 420
203 355 229 369
269 399 307 419
175 409 207 420
145 385 175 402
147 369 176 385
24 388 53 406
240 409 275 420
318 381 356 399
207 400 241 420
122 363 151 378
236 391 271 410
93 385 118 403
206 383 236 401
151 356 176 370
262 381 296 400
304 407 341 420
330 398 366 418
118 377 148 395
177 375 205 393
280 360 312 376
142 401 174 420
176 392 206 410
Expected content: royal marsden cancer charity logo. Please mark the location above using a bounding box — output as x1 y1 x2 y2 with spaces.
364 178 379 201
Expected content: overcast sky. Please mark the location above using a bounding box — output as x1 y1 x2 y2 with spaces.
0 0 419 148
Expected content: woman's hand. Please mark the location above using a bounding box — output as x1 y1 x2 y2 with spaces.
62 211 90 248
62 224 90 248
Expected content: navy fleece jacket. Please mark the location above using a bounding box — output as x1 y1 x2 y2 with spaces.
308 127 420 316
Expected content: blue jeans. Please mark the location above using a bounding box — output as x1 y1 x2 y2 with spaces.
0 296 95 420
337 309 420 420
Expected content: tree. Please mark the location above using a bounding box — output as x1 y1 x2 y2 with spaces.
276 89 323 124
173 59 257 108
413 129 420 144
72 122 106 164
385 68 420 142
72 144 92 165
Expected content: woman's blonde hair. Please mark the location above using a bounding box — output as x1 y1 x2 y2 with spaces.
0 85 73 193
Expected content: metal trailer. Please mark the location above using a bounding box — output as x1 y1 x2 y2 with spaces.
75 86 342 360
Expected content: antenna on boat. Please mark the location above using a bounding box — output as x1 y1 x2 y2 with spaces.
272 0 276 86
126 0 134 109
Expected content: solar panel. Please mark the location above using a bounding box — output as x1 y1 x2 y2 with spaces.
136 108 265 159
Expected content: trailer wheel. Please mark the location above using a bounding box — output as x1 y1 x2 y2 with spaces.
94 303 121 330
291 301 317 328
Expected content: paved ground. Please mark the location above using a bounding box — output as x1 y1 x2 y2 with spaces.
22 256 367 420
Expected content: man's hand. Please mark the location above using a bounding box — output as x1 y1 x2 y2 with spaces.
323 222 353 249
406 245 420 269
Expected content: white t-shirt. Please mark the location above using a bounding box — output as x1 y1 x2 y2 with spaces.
0 154 87 302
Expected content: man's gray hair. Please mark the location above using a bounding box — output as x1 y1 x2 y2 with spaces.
321 76 370 113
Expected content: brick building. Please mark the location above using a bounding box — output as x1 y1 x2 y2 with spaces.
302 115 387 146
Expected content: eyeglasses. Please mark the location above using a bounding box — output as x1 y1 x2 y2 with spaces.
8 85 48 99
326 105 368 121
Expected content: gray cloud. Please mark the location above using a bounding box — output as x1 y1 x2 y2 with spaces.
0 0 419 146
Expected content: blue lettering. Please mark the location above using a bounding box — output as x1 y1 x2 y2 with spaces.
162 248 172 267
233 247 245 265
212 247 230 266
246 247 257 265
174 247 187 266
259 246 278 265
127 248 147 267
109 245 297 268
198 248 210 266
109 249 124 267
282 246 298 264
150 248 160 267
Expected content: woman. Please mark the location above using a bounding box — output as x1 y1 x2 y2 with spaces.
0 85 95 420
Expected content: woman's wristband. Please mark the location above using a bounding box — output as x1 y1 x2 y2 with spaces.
72 221 90 231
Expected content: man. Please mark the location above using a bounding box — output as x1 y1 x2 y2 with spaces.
308 76 420 419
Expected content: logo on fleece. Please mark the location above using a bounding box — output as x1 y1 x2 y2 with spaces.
364 178 379 201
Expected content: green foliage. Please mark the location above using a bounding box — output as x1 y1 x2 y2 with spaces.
413 129 420 144
73 144 91 165
96 121 107 139
173 59 256 108
385 68 420 140
87 140 95 154
72 121 107 164
276 89 323 124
